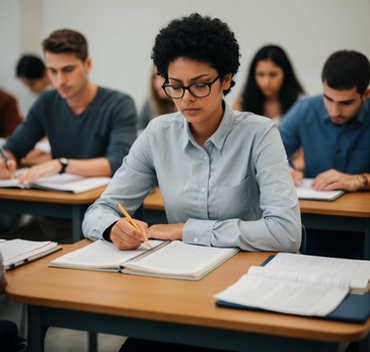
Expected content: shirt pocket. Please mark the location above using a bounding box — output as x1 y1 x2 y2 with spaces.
217 177 250 220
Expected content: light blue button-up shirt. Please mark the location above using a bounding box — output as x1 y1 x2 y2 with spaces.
83 102 301 252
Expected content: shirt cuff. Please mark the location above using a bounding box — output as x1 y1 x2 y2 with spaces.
182 218 217 246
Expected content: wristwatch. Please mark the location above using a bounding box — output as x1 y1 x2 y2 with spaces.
358 174 368 189
58 158 69 174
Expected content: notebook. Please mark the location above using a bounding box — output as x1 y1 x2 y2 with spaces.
296 178 344 201
0 168 111 194
49 239 239 280
214 253 370 322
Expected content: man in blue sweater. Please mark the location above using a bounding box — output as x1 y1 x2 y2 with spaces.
279 50 369 259
0 29 137 241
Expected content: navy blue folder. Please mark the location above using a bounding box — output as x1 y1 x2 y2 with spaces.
215 255 370 323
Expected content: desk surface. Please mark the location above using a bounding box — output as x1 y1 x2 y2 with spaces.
145 187 370 218
5 240 370 344
0 186 107 205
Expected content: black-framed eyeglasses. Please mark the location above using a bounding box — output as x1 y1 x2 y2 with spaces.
162 75 221 99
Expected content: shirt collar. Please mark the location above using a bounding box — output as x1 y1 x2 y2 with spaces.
181 101 234 150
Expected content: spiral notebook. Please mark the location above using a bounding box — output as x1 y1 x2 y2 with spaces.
49 239 239 280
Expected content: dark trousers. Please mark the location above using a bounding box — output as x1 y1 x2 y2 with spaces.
0 320 26 352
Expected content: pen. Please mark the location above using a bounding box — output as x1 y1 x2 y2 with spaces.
117 203 152 248
288 159 296 170
0 145 8 163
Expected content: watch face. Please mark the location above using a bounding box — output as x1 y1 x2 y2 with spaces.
60 158 68 165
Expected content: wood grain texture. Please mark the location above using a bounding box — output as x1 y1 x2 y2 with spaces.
145 187 370 218
5 240 370 343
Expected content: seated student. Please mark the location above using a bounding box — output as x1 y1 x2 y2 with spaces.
233 45 305 169
16 55 52 158
0 88 23 139
233 45 305 125
0 29 137 242
279 50 370 259
137 64 177 135
83 13 300 351
16 55 51 94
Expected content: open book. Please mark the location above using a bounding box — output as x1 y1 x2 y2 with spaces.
0 168 111 194
296 178 344 201
214 253 370 317
0 239 62 270
49 239 239 280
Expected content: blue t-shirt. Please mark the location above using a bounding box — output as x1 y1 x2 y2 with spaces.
278 95 370 178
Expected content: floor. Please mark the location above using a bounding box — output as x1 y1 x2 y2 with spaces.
0 295 127 351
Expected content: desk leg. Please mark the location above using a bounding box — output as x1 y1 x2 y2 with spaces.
71 205 86 243
365 218 370 260
28 305 46 352
88 332 98 352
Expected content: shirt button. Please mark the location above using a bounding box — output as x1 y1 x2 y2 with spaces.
337 149 341 153
204 156 208 160
193 238 199 243
201 187 206 192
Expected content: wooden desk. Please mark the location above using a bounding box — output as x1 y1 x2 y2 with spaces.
5 240 370 352
144 188 370 259
0 186 106 242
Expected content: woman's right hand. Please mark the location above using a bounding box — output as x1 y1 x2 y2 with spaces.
110 218 149 250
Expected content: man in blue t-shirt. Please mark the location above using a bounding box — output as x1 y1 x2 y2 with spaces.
0 29 137 241
279 50 370 259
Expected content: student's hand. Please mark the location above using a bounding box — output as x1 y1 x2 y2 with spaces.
148 223 184 241
0 159 16 179
312 169 365 192
110 218 149 250
17 159 61 185
289 166 304 186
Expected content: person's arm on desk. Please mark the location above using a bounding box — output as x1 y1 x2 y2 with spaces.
16 157 112 184
312 169 370 191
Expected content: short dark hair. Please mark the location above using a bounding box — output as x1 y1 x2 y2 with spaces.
321 50 370 95
16 55 45 79
151 13 240 95
42 29 88 61
241 45 305 116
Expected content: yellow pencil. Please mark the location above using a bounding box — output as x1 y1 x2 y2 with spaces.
117 204 152 248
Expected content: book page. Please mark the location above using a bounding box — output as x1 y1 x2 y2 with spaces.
0 239 58 265
265 253 370 291
0 168 111 193
123 241 238 278
49 239 164 269
32 174 111 193
296 178 344 201
214 274 349 316
248 266 350 289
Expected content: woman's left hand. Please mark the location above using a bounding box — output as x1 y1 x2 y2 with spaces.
148 223 184 241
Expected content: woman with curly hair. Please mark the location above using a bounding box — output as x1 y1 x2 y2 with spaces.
84 12 300 257
83 12 301 351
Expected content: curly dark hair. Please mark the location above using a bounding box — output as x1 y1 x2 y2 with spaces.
152 13 240 95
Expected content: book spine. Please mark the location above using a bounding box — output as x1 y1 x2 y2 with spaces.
127 240 171 262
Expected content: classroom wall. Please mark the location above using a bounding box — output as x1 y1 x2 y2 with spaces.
0 0 369 117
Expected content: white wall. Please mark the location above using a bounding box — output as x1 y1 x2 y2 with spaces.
1 0 369 117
